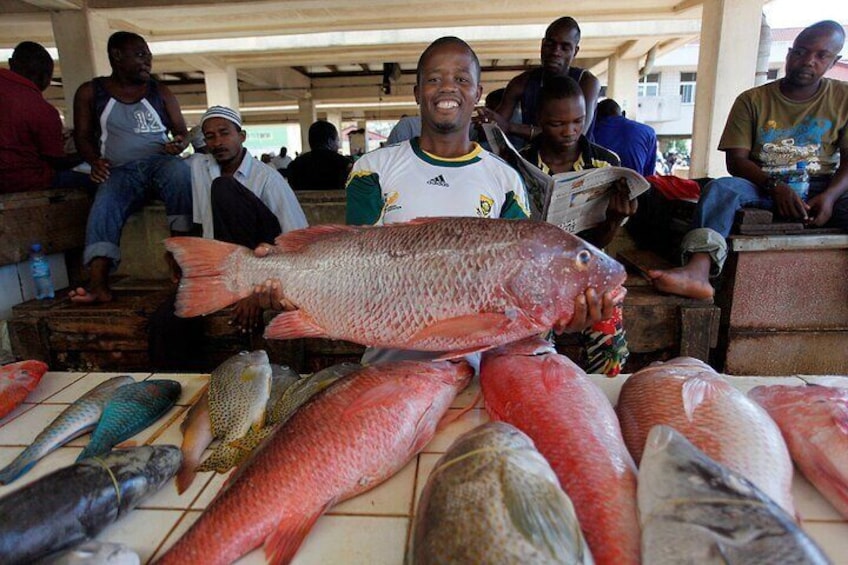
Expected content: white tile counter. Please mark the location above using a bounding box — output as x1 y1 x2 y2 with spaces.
1 371 846 564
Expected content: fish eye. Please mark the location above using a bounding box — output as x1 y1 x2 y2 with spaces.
576 249 592 269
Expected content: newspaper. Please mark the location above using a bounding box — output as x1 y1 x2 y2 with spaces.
482 123 650 233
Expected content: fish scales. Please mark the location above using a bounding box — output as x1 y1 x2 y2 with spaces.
411 421 593 564
639 426 830 565
480 338 640 565
156 360 472 565
616 357 796 516
749 384 848 519
167 217 625 353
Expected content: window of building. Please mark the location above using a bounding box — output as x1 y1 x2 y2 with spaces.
638 73 660 97
679 72 697 104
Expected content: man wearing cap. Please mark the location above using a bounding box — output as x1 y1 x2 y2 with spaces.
193 105 308 330
71 31 192 303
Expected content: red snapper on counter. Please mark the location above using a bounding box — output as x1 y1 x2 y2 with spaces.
749 383 848 519
480 337 640 565
616 357 796 517
155 360 472 565
165 217 625 356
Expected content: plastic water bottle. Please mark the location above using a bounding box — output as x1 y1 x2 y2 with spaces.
786 161 809 201
30 243 55 300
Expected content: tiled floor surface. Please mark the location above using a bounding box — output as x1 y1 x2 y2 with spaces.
1 371 846 564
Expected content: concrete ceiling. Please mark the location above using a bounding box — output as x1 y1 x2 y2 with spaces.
0 0 705 122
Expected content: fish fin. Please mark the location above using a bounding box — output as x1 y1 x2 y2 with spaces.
264 500 335 565
274 224 358 252
264 311 329 340
343 380 408 419
539 355 572 394
410 313 517 344
164 237 253 317
504 469 590 561
407 216 454 225
175 463 198 494
197 443 242 473
681 376 720 421
433 345 493 361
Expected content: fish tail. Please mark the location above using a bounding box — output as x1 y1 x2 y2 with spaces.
196 443 244 474
0 457 36 485
265 502 333 565
164 237 254 317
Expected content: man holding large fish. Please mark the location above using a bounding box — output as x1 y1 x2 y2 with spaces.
210 36 626 361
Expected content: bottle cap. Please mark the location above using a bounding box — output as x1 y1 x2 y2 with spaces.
796 161 807 170
31 243 42 253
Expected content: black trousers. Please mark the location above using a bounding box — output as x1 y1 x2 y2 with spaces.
210 176 282 248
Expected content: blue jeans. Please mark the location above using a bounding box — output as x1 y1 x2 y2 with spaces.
694 175 844 237
84 154 191 267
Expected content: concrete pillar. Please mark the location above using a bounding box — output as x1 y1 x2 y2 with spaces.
298 95 316 151
690 0 764 178
203 66 240 109
606 55 640 119
325 110 343 139
50 10 111 124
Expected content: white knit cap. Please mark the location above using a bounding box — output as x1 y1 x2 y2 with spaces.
200 105 242 129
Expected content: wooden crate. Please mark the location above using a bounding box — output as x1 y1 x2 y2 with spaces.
0 188 91 266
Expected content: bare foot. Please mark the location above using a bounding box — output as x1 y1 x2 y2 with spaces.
69 287 113 303
646 267 714 300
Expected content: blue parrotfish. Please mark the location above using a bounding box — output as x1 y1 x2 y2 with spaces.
76 379 181 461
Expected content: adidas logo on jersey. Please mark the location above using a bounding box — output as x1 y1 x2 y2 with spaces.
426 174 450 187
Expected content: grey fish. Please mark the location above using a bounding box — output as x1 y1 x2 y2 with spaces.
410 421 594 565
196 351 271 473
267 363 301 414
77 380 181 461
228 362 361 466
36 541 139 565
0 376 134 485
638 425 831 565
0 445 181 565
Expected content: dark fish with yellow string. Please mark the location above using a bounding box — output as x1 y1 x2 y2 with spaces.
0 445 181 565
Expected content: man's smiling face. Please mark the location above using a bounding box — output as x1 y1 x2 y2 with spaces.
415 41 483 136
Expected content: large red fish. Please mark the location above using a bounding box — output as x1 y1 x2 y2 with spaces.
480 338 640 565
0 360 48 421
749 383 848 519
156 360 472 565
616 357 795 516
165 217 625 356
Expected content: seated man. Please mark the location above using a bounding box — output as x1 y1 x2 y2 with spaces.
255 37 620 369
71 31 193 303
593 98 658 178
650 20 848 299
270 146 292 175
286 121 352 191
519 75 638 375
478 16 601 146
192 105 308 329
0 41 88 193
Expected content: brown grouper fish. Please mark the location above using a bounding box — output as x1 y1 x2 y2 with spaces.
165 217 626 357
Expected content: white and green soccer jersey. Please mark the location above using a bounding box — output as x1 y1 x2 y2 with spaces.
346 138 530 225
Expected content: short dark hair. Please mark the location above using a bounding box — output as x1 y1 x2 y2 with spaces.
485 88 506 110
546 17 581 42
596 98 622 119
10 41 53 87
538 75 584 111
107 31 146 61
416 36 481 85
796 20 845 51
308 120 339 150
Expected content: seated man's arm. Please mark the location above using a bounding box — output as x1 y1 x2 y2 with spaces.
726 148 808 220
579 71 602 136
809 159 848 227
160 84 189 155
478 74 538 143
73 82 110 183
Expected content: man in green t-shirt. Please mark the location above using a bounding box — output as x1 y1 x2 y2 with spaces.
649 20 848 300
